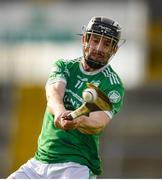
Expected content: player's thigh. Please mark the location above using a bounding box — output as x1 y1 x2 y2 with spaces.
7 166 31 179
7 171 30 179
64 165 89 179
7 158 41 179
48 162 96 179
63 165 97 179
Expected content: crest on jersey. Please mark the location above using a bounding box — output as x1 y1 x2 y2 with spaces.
108 90 121 103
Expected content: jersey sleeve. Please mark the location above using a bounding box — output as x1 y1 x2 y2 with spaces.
46 59 69 87
104 84 125 119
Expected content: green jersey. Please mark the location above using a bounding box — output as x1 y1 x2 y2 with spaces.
35 57 125 175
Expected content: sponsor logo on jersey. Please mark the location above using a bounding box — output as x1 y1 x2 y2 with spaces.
108 90 121 103
77 75 88 82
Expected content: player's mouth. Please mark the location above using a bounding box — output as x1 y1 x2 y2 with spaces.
90 52 105 61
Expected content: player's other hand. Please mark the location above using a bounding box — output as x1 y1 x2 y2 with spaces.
60 111 78 131
54 112 64 129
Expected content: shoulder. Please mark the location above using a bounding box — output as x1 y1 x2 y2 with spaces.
51 58 66 66
101 65 124 87
100 65 125 101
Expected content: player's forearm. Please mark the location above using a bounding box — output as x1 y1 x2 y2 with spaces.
47 94 65 115
76 111 110 134
46 83 66 115
77 124 103 134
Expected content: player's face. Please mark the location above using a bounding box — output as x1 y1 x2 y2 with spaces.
83 33 118 64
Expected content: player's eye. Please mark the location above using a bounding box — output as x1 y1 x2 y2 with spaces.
104 39 111 46
104 42 110 47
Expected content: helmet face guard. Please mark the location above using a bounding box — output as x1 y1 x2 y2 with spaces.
82 17 122 69
83 32 118 69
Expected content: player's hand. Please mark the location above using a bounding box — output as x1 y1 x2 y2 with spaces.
54 111 66 129
60 111 78 131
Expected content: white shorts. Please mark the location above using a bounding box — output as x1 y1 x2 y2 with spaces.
7 158 96 179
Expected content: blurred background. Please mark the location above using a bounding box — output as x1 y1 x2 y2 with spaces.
0 0 162 178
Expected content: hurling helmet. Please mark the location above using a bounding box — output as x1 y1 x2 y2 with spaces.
83 16 122 69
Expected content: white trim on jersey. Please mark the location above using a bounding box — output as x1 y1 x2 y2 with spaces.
104 110 113 119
